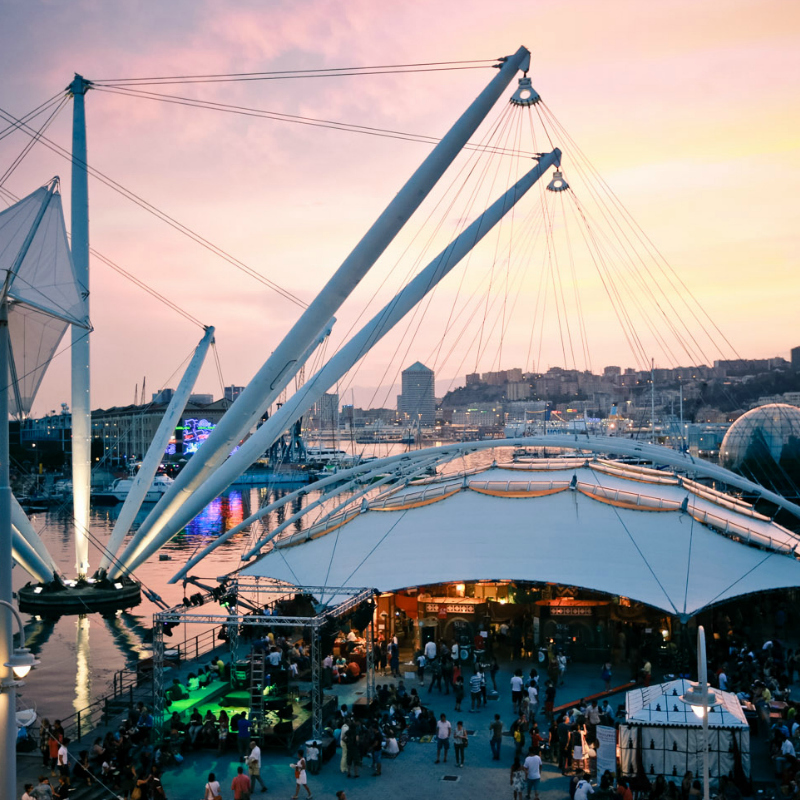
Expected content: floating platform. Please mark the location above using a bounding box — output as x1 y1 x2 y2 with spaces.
18 576 142 616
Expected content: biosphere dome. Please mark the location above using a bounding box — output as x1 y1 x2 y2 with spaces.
720 403 800 470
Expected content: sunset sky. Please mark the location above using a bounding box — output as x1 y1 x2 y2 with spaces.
1 0 798 415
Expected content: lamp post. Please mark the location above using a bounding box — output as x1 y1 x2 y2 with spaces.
0 595 40 800
680 625 720 800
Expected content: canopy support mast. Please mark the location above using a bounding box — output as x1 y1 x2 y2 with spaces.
97 326 216 574
69 74 92 579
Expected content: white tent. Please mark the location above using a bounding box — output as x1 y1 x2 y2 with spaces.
619 679 750 783
0 178 89 417
241 461 800 617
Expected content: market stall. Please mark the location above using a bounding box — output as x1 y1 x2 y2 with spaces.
619 679 750 784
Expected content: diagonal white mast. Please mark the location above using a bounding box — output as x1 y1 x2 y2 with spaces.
115 148 561 578
112 46 532 576
97 326 215 574
69 74 92 578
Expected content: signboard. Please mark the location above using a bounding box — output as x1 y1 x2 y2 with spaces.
596 725 617 775
550 606 593 616
425 603 474 615
437 605 448 619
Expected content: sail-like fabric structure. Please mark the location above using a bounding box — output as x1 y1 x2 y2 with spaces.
0 178 90 416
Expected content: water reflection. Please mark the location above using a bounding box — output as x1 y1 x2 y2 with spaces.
103 612 148 669
24 615 56 654
74 615 91 716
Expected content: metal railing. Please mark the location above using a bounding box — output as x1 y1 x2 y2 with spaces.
52 625 224 742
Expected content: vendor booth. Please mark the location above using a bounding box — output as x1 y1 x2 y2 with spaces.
619 679 750 784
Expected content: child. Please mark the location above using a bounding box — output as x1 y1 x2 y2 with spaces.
416 652 426 686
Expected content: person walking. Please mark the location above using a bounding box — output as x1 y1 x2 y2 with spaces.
523 747 543 800
469 669 483 712
237 712 252 761
435 713 451 764
489 713 503 761
389 639 400 678
543 680 556 723
454 721 468 768
511 669 524 713
339 717 350 774
204 772 222 800
39 719 52 769
290 750 312 799
557 651 567 687
442 653 454 694
231 766 252 800
247 740 268 792
345 720 362 778
601 662 612 691
454 675 465 712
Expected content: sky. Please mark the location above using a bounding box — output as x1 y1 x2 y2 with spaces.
0 0 798 415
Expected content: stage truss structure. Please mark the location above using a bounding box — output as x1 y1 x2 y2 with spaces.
152 578 377 741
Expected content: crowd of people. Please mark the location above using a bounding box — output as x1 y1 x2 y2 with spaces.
28 705 167 799
22 610 800 800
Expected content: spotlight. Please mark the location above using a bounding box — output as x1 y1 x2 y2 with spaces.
162 621 179 637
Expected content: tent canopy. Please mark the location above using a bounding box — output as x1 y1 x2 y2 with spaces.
0 178 90 416
241 459 800 617
625 679 748 728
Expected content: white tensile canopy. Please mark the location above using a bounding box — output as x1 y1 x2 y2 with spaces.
0 179 90 416
241 460 800 617
620 678 750 781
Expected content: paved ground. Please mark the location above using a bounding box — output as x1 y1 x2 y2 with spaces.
17 655 782 799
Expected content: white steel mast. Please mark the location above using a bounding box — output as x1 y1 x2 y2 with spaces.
69 75 92 578
114 46 533 573
97 326 215 574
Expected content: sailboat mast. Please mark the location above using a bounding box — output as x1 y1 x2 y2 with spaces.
69 74 91 578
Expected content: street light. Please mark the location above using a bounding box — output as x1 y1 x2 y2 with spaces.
679 625 720 800
0 599 39 682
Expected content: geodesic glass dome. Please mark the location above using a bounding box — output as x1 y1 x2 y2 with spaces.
720 403 800 470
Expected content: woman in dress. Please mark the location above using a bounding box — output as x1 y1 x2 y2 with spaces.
290 749 312 798
510 758 527 800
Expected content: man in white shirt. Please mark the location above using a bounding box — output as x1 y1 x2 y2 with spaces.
718 668 729 691
511 670 524 713
248 740 267 791
574 775 595 800
435 713 451 764
527 683 539 714
424 639 438 661
523 747 543 799
57 738 70 779
775 735 796 774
